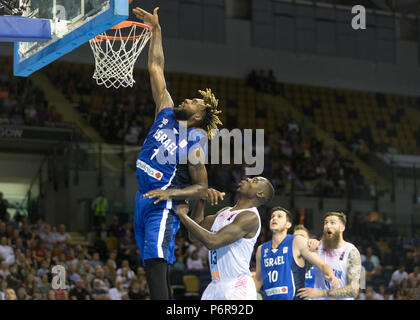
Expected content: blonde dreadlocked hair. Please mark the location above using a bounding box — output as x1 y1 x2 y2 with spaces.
198 88 223 140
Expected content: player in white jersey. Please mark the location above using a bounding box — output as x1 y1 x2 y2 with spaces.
296 212 362 300
176 176 275 300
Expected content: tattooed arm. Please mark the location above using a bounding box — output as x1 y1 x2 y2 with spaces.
321 248 361 298
297 248 361 299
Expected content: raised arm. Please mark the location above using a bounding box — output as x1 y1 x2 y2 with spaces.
293 236 338 288
186 198 228 242
133 7 173 119
177 205 259 251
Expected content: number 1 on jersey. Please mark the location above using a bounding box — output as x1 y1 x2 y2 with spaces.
150 148 159 160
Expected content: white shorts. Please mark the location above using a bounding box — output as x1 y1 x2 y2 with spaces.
201 274 257 300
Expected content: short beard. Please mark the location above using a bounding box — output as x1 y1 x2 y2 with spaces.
173 108 190 121
321 231 341 250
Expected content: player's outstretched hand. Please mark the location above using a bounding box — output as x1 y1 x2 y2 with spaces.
144 188 172 204
177 201 189 216
133 7 160 28
207 188 225 205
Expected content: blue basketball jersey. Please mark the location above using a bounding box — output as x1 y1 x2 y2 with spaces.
136 108 207 194
261 235 306 300
305 266 316 288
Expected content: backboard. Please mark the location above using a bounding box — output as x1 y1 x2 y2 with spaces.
13 0 129 77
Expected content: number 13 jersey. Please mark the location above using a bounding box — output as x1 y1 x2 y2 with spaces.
201 207 260 300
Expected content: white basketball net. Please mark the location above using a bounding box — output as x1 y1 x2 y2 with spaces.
89 23 151 89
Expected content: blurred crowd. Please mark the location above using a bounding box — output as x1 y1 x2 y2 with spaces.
1 190 420 300
208 117 366 202
28 62 366 198
0 190 214 300
0 189 151 300
46 65 152 146
0 72 63 128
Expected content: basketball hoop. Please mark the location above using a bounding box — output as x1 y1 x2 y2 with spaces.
89 21 152 89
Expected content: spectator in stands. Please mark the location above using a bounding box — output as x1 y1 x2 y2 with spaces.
389 264 409 289
186 249 204 271
48 226 59 245
93 266 110 292
36 260 50 278
55 224 71 249
0 236 15 265
116 259 135 280
408 265 420 288
173 253 186 271
90 278 109 300
108 216 121 238
79 262 95 284
90 252 103 269
0 279 7 300
115 266 131 289
118 230 135 261
376 284 387 300
17 287 30 300
69 278 90 300
91 190 108 228
360 286 383 300
68 264 81 284
109 279 128 300
362 247 381 272
5 288 17 300
128 280 147 300
187 242 208 264
0 260 11 279
36 274 51 299
32 237 47 265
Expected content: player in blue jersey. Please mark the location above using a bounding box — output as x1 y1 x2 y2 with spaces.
254 207 339 300
293 224 316 288
133 6 223 300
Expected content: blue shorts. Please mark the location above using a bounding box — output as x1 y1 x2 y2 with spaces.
133 191 180 265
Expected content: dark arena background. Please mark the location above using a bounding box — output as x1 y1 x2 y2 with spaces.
0 0 420 306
